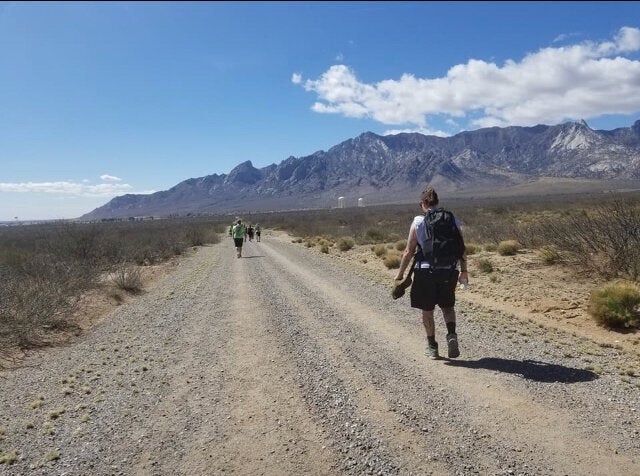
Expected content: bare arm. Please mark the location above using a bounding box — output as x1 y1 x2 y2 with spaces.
458 228 469 283
394 222 418 281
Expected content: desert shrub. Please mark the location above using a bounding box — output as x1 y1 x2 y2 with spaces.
477 258 494 273
497 240 521 256
588 280 640 328
387 233 402 242
110 262 143 294
0 261 88 350
484 243 497 252
337 237 355 252
532 199 640 280
373 244 388 257
462 212 518 245
319 244 329 254
395 240 406 251
0 216 228 358
42 223 104 264
539 245 561 264
185 226 205 246
383 252 401 269
464 243 479 255
0 247 32 268
365 227 386 244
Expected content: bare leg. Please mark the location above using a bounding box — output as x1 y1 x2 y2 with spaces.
442 307 456 334
442 306 459 357
421 309 435 338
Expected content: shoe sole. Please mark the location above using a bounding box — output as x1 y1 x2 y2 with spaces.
447 341 460 358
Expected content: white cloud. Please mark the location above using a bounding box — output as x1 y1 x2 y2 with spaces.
296 27 640 132
291 73 302 84
100 174 122 182
383 126 450 137
615 26 640 52
0 180 134 197
553 32 582 44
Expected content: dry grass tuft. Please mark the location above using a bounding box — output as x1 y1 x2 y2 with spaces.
497 240 521 256
539 245 561 264
383 251 401 269
588 280 640 329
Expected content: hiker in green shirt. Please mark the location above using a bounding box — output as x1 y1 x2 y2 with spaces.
232 219 246 258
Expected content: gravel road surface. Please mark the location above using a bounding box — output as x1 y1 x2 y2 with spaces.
1 232 639 475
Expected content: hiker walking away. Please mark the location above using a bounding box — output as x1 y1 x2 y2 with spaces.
228 224 233 238
255 223 261 242
232 219 246 258
247 224 254 242
393 187 468 359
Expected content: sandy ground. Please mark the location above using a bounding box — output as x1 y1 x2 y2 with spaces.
323 235 640 356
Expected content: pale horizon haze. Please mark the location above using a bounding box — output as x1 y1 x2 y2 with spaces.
2 1 640 221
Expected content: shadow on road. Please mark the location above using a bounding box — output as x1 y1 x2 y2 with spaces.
445 358 598 383
241 255 265 259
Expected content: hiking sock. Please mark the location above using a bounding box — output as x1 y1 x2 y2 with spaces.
427 335 437 346
446 322 456 335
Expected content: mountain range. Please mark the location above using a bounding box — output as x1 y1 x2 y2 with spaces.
81 119 640 219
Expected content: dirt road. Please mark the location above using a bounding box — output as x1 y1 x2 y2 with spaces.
1 233 639 475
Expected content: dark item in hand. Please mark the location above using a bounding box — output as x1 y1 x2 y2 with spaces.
392 274 413 300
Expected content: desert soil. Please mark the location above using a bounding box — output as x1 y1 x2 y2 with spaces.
0 230 639 475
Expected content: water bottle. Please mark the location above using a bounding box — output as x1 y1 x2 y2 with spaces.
459 277 468 290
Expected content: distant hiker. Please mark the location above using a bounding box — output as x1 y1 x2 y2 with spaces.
247 224 255 242
255 224 261 242
393 187 468 360
228 224 233 237
232 219 246 258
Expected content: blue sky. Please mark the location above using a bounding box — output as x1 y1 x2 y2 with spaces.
2 1 640 221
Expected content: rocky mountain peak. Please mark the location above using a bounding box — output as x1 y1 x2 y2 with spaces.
551 120 601 151
224 160 262 185
81 120 640 220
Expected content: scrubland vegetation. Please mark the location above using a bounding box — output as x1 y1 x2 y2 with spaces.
2 191 639 363
249 191 640 330
0 218 224 361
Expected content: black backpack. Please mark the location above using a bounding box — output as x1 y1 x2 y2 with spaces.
416 208 465 268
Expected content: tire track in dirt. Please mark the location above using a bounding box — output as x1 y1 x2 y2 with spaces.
248 243 453 474
201 242 336 475
255 240 521 474
257 237 640 475
129 244 231 475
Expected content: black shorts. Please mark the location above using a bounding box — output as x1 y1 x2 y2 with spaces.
233 238 244 247
410 268 459 311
